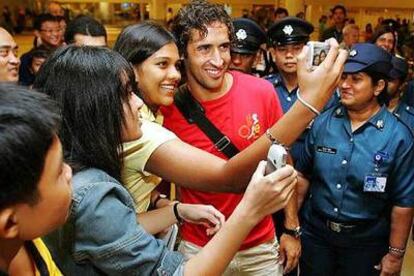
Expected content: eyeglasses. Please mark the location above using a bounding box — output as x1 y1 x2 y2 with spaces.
40 29 62 35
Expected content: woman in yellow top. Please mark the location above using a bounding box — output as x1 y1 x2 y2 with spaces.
113 22 347 216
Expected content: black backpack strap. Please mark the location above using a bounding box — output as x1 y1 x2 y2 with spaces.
174 85 240 158
24 241 50 276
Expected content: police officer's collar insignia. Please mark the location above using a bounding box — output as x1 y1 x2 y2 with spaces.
334 107 344 117
376 119 384 129
236 29 247 41
405 105 414 115
283 25 294 36
349 49 357 57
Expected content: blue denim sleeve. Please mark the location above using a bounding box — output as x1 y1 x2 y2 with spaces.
73 181 184 275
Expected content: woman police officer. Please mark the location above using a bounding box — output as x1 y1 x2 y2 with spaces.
296 43 414 275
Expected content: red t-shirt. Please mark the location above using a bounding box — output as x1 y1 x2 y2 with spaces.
162 70 283 250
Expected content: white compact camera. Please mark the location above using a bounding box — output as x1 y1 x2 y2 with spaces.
306 41 330 69
265 143 287 175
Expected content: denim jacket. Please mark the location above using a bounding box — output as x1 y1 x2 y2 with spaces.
44 168 184 276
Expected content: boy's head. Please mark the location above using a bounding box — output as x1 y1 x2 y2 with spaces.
34 13 62 48
0 84 72 241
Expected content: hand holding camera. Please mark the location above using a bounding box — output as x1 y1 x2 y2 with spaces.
306 41 331 69
265 143 288 175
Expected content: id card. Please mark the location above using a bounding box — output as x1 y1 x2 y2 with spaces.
364 175 387 192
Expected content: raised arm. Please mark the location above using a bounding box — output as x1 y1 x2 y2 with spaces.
146 41 347 193
183 162 297 275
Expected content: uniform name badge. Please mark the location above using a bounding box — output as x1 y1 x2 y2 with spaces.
364 174 387 193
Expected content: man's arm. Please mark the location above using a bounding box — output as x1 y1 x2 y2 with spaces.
146 41 347 194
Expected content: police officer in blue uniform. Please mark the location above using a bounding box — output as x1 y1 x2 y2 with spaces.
230 18 266 75
296 43 414 276
265 17 339 161
264 17 321 276
401 80 414 106
387 56 414 132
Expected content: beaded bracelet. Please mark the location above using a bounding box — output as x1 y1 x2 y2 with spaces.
388 246 405 258
296 89 321 116
265 129 290 151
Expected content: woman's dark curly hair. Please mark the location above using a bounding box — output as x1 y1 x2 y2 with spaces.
171 0 234 56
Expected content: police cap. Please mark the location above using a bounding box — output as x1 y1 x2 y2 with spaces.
389 56 408 80
344 43 392 76
232 18 266 54
267 17 314 47
381 19 400 31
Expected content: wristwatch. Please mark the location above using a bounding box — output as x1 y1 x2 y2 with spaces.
283 226 302 238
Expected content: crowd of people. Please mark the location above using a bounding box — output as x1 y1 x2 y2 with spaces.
0 0 413 275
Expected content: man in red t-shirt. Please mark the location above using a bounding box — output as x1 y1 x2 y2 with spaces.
163 1 301 275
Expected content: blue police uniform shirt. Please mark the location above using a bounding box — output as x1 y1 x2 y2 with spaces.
393 102 414 133
296 105 414 222
401 80 414 106
264 73 340 160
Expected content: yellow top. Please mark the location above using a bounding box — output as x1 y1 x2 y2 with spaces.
32 238 62 276
121 119 176 213
140 103 164 125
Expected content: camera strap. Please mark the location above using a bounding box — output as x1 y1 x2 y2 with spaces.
174 84 240 159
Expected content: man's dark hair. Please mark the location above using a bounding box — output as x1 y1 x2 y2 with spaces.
33 13 59 31
64 15 107 44
274 7 289 17
34 46 137 181
331 5 347 16
114 21 175 66
171 0 234 56
0 84 60 209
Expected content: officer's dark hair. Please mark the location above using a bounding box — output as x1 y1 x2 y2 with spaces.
364 68 390 105
371 25 396 53
171 0 234 56
33 13 59 30
34 46 138 181
64 15 107 44
0 84 60 209
331 5 347 16
274 8 289 17
113 21 175 66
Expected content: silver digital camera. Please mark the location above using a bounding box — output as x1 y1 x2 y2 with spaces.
306 41 330 69
265 144 287 175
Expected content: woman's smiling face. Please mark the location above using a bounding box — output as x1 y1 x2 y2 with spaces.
134 42 181 108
